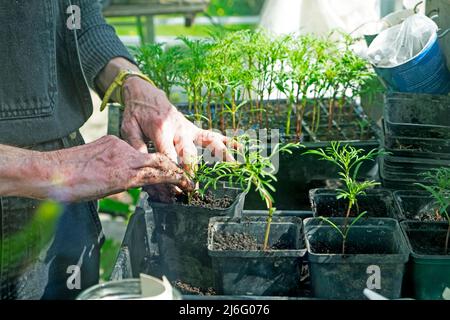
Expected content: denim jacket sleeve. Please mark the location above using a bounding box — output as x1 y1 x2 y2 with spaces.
74 0 137 93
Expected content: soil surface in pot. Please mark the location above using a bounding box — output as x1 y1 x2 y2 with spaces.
407 203 446 222
146 186 234 209
179 191 233 209
321 207 387 219
213 232 292 251
408 231 450 256
173 281 216 296
310 241 392 255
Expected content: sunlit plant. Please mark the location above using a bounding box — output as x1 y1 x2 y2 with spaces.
416 168 450 254
177 36 213 121
305 142 386 254
179 137 301 251
217 137 302 250
133 43 182 97
135 31 376 139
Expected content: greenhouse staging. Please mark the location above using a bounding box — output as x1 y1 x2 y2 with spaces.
0 0 449 311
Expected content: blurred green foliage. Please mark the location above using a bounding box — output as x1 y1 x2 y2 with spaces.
107 0 262 38
99 188 141 220
100 238 122 282
0 201 63 271
207 0 265 16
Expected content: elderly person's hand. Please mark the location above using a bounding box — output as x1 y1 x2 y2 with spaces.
95 58 236 203
120 77 235 167
0 136 193 202
97 58 235 168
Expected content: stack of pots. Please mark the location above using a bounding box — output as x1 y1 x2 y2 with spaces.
379 92 450 300
380 92 450 190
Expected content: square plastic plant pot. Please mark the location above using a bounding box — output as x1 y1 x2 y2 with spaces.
394 190 449 222
208 216 306 297
384 92 450 140
309 188 400 219
304 218 410 300
150 188 246 289
382 122 450 160
401 221 450 300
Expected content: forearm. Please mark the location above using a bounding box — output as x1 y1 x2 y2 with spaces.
0 137 192 203
0 145 51 199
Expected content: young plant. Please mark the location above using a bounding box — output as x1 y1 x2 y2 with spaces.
304 142 385 254
416 168 450 254
177 36 213 121
333 33 375 124
280 34 315 139
180 139 301 253
217 137 302 250
353 118 370 140
184 158 232 206
132 31 377 138
134 43 182 97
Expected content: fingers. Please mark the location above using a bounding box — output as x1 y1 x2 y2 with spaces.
195 131 235 162
222 135 242 151
174 136 199 171
208 140 235 162
152 131 178 164
135 166 192 191
121 117 148 154
134 153 193 191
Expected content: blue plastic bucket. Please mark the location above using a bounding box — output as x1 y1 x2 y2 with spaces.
372 32 450 95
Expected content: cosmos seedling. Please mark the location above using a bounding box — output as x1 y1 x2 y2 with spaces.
304 142 385 254
217 136 302 250
416 168 450 254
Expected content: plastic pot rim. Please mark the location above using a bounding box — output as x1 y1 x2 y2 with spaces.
303 217 410 263
400 221 450 261
309 188 393 198
207 216 306 258
149 189 247 213
382 123 450 145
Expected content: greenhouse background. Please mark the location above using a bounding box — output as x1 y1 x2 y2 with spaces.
0 0 449 304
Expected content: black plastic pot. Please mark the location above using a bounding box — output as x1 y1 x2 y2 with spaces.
207 216 306 296
384 92 450 139
244 141 381 211
382 123 450 160
401 221 450 300
383 155 450 172
309 188 399 219
150 188 246 289
243 210 313 220
380 156 450 191
304 218 410 300
393 190 448 222
380 164 423 191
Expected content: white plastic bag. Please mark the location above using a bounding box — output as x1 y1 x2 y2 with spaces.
367 14 438 67
260 0 382 36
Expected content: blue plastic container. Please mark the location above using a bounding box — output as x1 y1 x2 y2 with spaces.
374 33 450 94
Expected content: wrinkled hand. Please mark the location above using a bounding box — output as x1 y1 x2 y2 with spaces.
120 77 235 167
42 136 192 202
